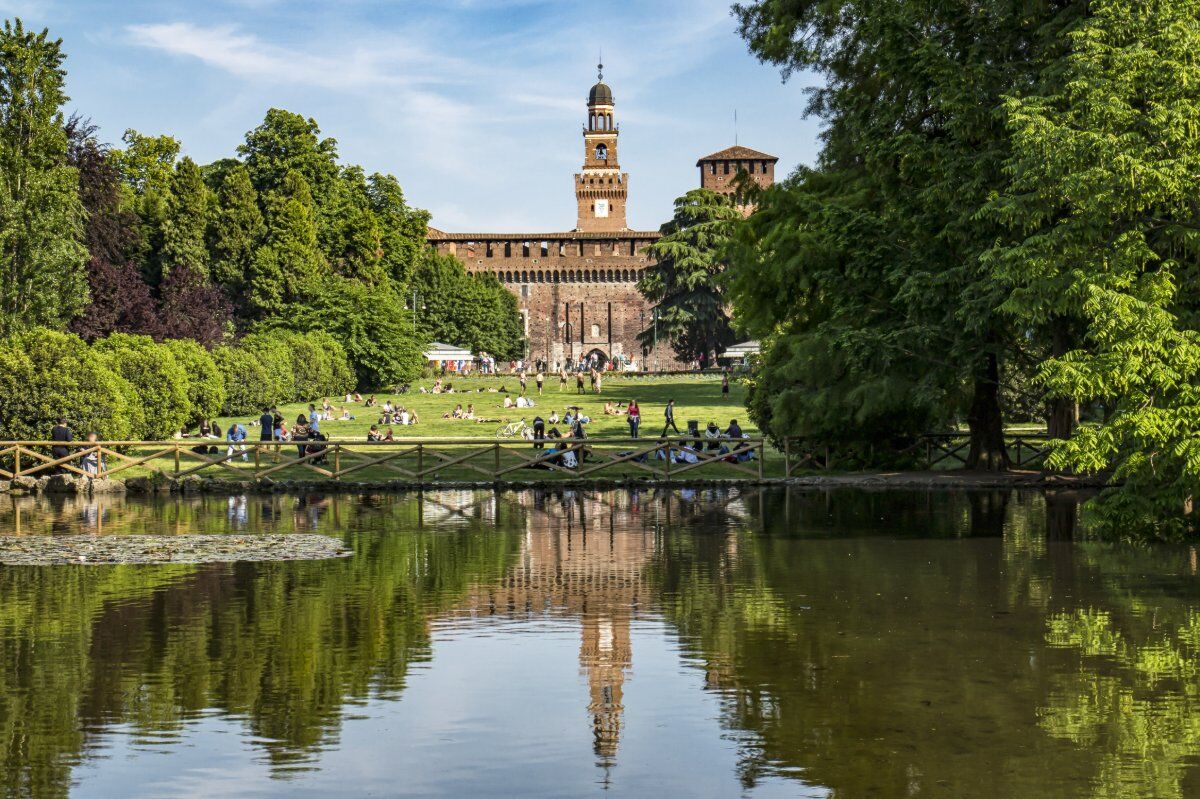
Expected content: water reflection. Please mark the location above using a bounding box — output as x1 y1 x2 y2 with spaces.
0 487 1198 798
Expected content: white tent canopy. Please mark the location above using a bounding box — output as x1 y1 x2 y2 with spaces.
424 342 474 361
721 341 761 358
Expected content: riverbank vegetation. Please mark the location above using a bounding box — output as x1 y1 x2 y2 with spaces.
720 0 1200 535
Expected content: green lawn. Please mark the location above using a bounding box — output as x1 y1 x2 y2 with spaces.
214 374 756 443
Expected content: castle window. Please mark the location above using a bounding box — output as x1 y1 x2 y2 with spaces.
596 143 607 161
522 284 529 298
709 163 716 175
723 162 730 174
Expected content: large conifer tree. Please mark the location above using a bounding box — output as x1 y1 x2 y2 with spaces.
0 19 87 335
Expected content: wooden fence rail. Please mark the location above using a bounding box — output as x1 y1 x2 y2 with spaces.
0 437 766 483
782 432 1057 475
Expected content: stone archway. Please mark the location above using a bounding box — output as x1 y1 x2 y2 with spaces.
583 348 609 369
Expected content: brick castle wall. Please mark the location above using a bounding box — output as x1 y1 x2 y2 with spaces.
430 234 674 369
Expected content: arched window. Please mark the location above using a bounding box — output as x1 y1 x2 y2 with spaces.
595 143 607 161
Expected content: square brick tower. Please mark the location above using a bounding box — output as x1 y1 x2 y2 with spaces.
576 64 628 232
697 146 778 215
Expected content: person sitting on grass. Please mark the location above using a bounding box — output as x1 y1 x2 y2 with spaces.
705 422 725 453
516 395 535 408
432 378 443 393
445 403 463 420
603 401 618 415
367 425 383 442
353 391 363 403
275 418 291 442
340 406 354 421
409 408 420 425
365 395 377 407
465 404 476 420
383 426 395 441
503 395 515 409
548 410 560 425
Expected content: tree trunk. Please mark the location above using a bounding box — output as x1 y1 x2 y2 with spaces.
1046 319 1079 439
966 352 1010 471
1044 490 1078 541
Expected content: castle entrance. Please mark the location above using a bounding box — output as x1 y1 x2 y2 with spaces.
582 348 609 370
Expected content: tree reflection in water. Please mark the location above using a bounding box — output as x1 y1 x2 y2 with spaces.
0 487 1198 798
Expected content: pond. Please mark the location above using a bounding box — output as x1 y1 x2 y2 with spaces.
0 487 1197 798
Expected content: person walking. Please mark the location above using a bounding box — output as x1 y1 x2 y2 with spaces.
50 417 72 474
519 371 528 396
627 400 641 438
536 370 544 395
308 403 321 435
661 399 680 436
722 370 730 395
559 369 568 391
576 371 585 394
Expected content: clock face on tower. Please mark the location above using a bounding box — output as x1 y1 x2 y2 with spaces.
595 199 610 218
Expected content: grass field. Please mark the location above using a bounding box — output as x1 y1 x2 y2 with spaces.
214 374 756 442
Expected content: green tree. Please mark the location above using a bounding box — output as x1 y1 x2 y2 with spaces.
0 19 87 336
268 276 425 388
726 0 1088 469
238 109 338 209
110 129 179 288
986 0 1200 535
246 171 327 319
639 189 742 364
325 166 384 284
413 252 524 360
160 156 211 277
368 172 430 286
208 164 264 295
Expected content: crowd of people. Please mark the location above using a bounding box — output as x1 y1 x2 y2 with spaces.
41 369 748 476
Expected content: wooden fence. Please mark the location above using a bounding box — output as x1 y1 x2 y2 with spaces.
0 436 766 484
782 432 1056 476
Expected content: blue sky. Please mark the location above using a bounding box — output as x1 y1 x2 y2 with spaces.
4 0 821 231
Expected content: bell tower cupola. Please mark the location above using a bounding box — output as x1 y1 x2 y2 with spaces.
575 63 628 232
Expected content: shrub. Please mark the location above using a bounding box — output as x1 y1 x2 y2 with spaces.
162 338 226 427
93 333 191 439
212 345 276 416
237 332 295 405
0 328 136 441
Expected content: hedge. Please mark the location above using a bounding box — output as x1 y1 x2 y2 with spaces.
162 338 226 425
0 328 137 441
212 345 278 416
93 334 192 439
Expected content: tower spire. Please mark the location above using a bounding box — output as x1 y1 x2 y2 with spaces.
598 50 603 81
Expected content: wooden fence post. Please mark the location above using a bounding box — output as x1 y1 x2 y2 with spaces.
333 444 341 480
494 442 501 476
174 441 181 476
664 441 672 479
417 443 424 476
13 447 20 478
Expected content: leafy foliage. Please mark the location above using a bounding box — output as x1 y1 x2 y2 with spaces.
0 328 135 440
986 0 1200 536
638 189 742 364
412 252 524 359
0 19 88 336
93 333 191 439
161 338 225 425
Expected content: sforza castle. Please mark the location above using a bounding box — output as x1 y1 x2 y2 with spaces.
428 67 777 369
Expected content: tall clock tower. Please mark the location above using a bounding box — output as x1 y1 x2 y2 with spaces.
575 64 628 232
